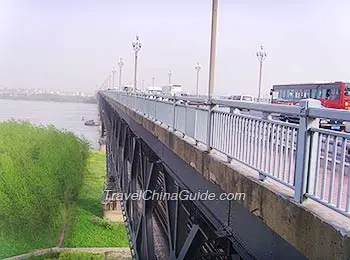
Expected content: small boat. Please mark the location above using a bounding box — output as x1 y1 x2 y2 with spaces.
84 119 99 126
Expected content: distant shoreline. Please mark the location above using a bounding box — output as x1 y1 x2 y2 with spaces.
0 95 97 104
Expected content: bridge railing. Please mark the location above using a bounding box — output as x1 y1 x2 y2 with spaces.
105 91 350 217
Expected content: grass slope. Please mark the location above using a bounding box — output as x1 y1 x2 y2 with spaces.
63 152 128 248
0 121 89 259
28 252 105 260
0 122 128 259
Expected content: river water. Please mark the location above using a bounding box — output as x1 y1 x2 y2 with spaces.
0 99 100 150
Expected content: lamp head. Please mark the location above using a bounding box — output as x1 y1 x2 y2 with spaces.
256 44 267 61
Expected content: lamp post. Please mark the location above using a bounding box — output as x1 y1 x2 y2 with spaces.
195 62 201 96
104 78 108 89
117 57 124 90
142 80 145 91
132 35 142 92
152 77 155 87
208 0 218 99
111 68 116 89
168 70 172 85
108 74 112 89
256 44 267 102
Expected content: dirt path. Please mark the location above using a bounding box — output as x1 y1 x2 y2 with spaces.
3 247 131 260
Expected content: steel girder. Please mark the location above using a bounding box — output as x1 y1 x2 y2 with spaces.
98 93 306 260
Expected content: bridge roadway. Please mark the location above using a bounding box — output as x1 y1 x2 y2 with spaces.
100 91 350 259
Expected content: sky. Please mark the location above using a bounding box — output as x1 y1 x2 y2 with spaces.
0 0 349 97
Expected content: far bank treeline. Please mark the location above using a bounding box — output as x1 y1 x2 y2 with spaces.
0 94 97 104
0 121 90 257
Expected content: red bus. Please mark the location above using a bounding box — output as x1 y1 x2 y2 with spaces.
270 82 350 130
271 81 350 109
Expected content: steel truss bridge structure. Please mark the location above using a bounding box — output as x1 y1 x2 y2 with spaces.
99 92 306 260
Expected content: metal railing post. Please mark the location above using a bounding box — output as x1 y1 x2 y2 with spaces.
206 103 213 151
154 98 158 121
258 111 271 181
194 105 198 145
135 95 138 111
172 97 176 131
294 99 321 202
141 95 145 115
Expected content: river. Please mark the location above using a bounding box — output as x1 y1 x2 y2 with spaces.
0 99 100 150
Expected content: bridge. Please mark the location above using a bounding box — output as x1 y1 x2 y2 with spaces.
98 90 350 259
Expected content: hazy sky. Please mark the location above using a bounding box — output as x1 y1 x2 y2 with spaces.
0 0 349 97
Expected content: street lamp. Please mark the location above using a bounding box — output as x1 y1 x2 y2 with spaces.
108 74 112 89
152 77 155 87
256 44 267 102
104 78 108 89
132 35 142 91
168 70 172 85
117 57 124 90
102 77 107 89
111 68 116 89
195 62 201 96
106 76 109 88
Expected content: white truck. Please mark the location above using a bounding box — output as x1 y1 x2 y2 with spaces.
146 86 163 95
161 84 183 96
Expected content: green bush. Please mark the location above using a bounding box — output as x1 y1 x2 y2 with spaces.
98 219 113 230
0 121 90 253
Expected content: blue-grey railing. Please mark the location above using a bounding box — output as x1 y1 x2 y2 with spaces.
104 90 350 217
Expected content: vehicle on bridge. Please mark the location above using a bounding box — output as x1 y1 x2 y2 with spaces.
228 94 254 102
228 94 254 112
161 84 183 96
146 86 163 95
270 81 350 131
122 84 135 92
177 91 190 96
